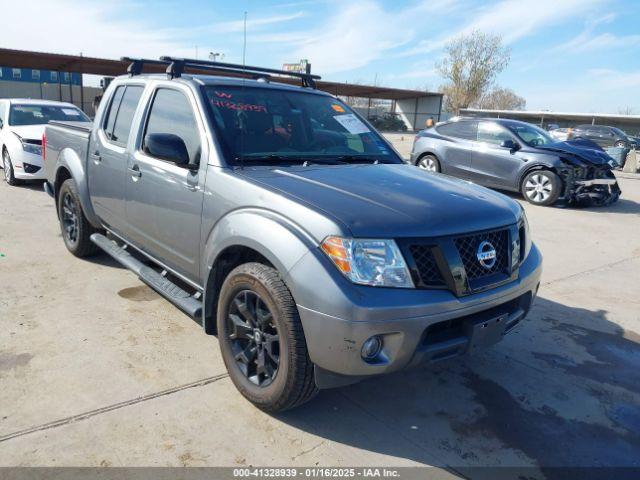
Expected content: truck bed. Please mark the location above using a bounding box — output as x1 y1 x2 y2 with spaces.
48 120 92 134
44 120 93 186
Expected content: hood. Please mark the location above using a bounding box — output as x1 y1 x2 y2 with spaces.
536 140 612 166
239 164 521 238
9 124 46 141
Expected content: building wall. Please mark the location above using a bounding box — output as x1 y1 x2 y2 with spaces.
396 96 443 131
0 67 81 85
0 80 101 116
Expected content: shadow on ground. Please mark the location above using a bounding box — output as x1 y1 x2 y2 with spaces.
275 297 640 475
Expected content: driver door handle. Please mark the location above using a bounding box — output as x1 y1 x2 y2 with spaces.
90 151 101 163
128 165 141 178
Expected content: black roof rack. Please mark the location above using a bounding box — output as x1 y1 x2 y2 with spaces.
120 56 320 89
121 57 170 76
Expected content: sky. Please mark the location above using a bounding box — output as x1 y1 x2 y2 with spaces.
2 0 639 113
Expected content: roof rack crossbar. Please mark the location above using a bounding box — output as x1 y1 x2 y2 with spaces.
120 57 170 77
160 56 320 88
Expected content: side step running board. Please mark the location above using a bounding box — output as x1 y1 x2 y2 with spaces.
90 233 202 320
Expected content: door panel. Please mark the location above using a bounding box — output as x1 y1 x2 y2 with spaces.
87 86 126 230
435 121 478 178
125 87 205 281
470 122 521 189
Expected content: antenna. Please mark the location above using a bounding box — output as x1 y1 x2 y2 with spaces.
240 11 248 170
242 11 248 67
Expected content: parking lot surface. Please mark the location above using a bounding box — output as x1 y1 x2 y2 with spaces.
1 167 639 475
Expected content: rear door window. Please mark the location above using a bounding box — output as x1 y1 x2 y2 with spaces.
110 86 144 147
477 122 514 145
102 85 144 147
103 86 125 140
436 121 478 140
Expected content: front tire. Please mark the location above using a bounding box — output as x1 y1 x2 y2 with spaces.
3 149 22 186
58 179 99 257
521 170 561 206
416 153 440 172
217 262 317 412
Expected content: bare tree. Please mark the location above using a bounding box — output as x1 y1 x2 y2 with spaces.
476 87 526 110
617 106 635 115
437 31 510 114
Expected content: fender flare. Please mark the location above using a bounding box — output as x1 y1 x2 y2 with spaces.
517 161 558 190
54 147 101 228
201 208 319 333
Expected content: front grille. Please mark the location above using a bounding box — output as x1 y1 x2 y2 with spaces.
454 229 509 280
409 245 445 286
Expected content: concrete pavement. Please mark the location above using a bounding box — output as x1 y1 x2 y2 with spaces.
0 171 639 474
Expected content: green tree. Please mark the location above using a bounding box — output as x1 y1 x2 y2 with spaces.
437 31 510 114
476 87 526 110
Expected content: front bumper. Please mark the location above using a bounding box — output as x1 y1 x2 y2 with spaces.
289 243 542 388
559 167 621 206
9 150 46 180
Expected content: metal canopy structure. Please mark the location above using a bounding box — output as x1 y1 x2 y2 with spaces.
461 108 640 132
0 48 441 101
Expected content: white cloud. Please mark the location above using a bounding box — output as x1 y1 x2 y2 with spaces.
402 0 607 56
589 68 640 89
0 0 197 60
211 12 305 34
285 0 457 74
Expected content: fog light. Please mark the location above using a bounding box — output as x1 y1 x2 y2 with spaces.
361 335 383 360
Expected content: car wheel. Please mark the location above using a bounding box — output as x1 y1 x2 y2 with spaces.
416 154 440 172
3 149 22 186
58 179 99 257
521 170 561 206
217 262 318 412
614 140 626 148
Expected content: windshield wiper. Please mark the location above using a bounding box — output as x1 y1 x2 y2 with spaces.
336 155 385 164
301 158 346 166
235 154 308 165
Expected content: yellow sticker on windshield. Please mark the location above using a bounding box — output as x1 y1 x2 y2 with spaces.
332 104 345 113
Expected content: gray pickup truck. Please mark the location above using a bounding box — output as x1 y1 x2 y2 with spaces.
44 58 542 411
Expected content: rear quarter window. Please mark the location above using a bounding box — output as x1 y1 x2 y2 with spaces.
436 121 478 140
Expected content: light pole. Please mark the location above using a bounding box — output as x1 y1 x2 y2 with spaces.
209 52 225 62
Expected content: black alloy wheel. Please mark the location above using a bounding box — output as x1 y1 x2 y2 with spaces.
226 289 280 387
61 191 80 246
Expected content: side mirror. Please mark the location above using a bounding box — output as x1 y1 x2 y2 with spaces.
144 133 191 167
500 139 519 150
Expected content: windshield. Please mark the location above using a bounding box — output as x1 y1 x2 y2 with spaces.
9 104 90 126
204 86 402 165
507 123 556 147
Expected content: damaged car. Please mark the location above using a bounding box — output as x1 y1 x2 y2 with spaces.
410 118 620 206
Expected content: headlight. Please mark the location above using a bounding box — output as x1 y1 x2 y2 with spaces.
22 141 42 156
321 236 414 288
518 207 532 263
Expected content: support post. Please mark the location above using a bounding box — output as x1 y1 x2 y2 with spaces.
69 71 73 105
80 53 85 113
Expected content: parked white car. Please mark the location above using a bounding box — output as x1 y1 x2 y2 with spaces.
0 99 90 185
548 127 572 142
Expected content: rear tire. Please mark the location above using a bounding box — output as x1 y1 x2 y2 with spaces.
614 140 626 148
3 149 22 186
217 262 318 412
416 153 440 172
58 178 99 257
521 170 561 206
